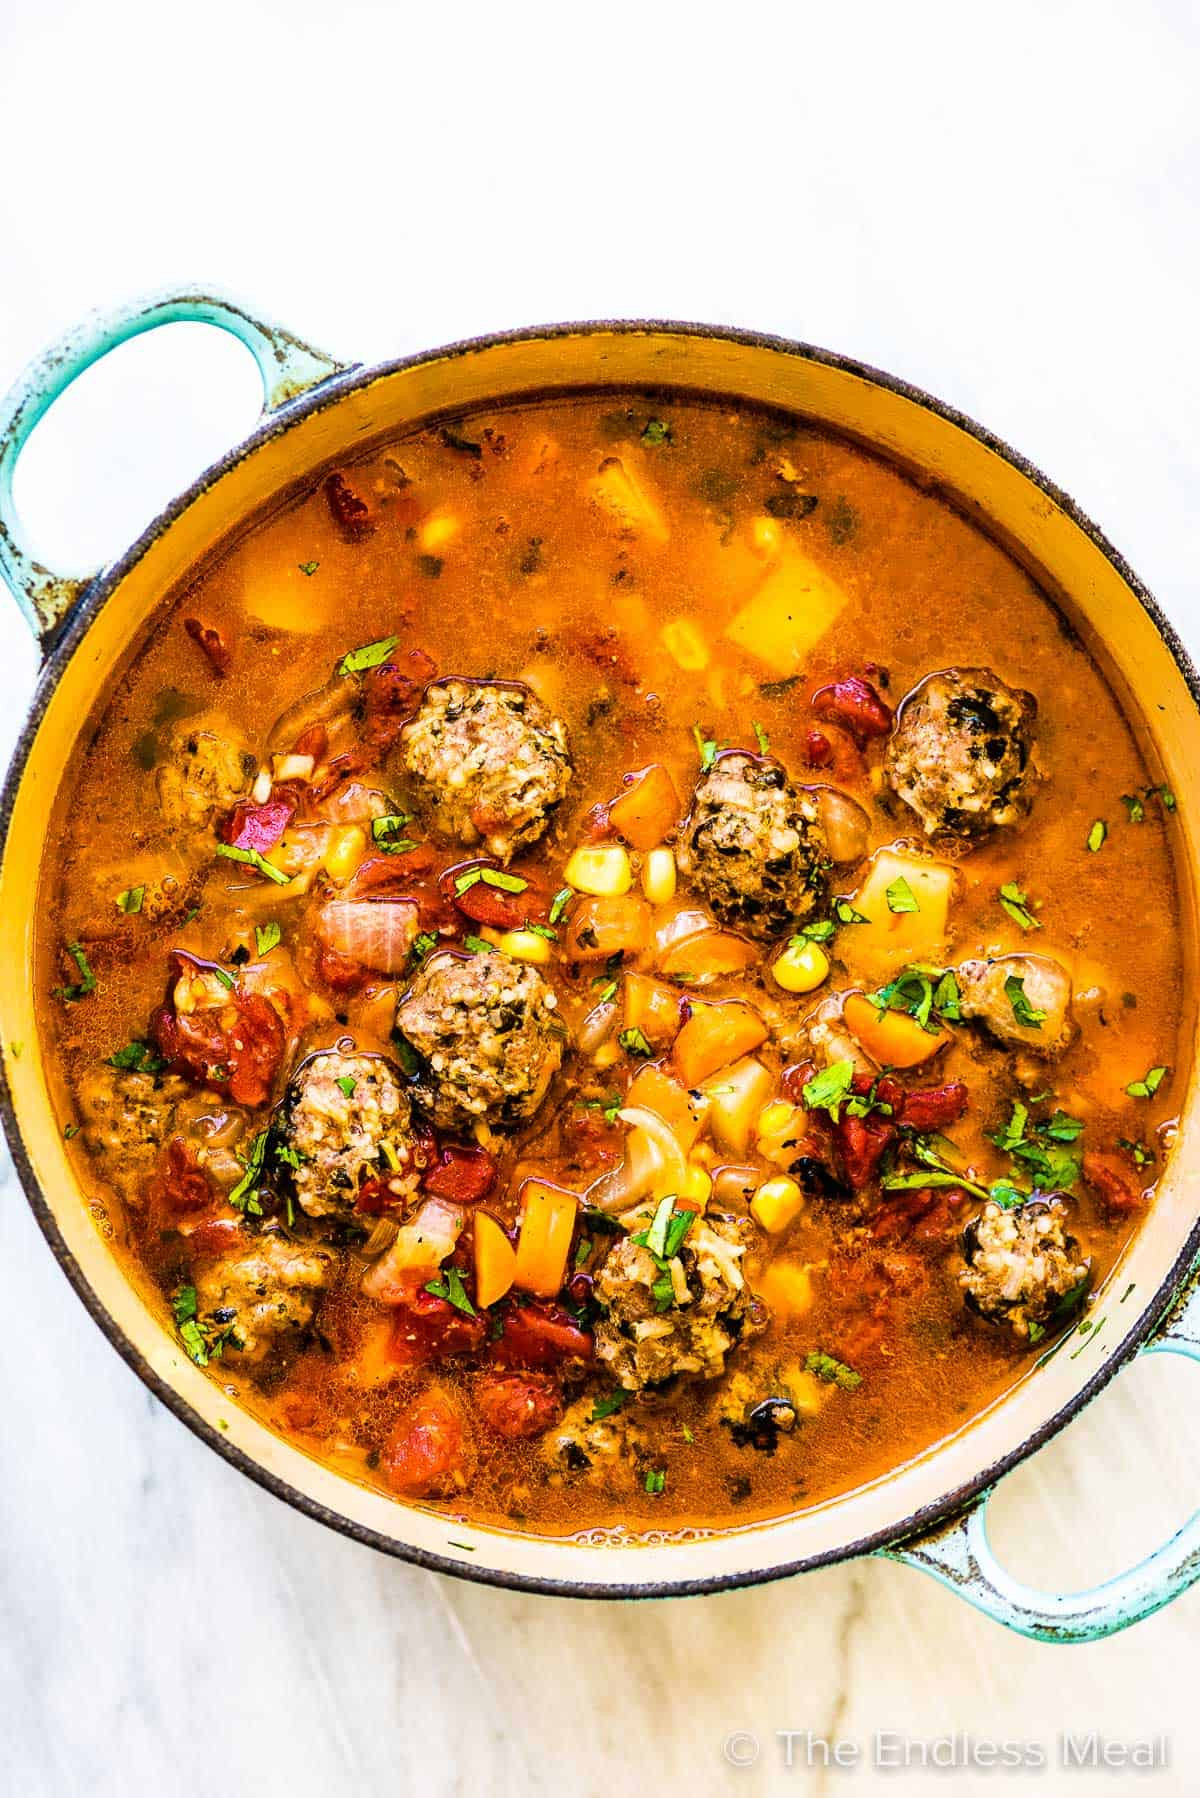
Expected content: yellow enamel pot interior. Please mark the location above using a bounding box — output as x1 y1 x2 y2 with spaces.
3 325 1199 1594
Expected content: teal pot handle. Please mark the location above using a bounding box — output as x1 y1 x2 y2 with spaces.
0 288 349 642
881 1267 1200 1642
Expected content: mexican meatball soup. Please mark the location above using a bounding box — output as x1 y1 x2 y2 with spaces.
40 393 1184 1536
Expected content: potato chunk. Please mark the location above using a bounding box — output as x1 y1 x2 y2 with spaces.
723 546 849 677
844 848 957 978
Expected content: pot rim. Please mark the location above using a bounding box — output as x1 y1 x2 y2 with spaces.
3 315 1199 1599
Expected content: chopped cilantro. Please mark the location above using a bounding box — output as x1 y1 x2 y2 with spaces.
298 560 319 576
1005 973 1047 1029
373 813 414 842
1121 793 1145 824
1126 1065 1168 1100
63 1122 80 1139
806 1350 861 1391
215 843 289 885
998 882 1040 931
336 1075 357 1099
641 419 672 446
392 1034 421 1077
1160 786 1178 812
834 899 870 927
463 934 494 955
410 931 439 963
644 1468 666 1495
425 1266 476 1316
255 921 282 957
525 921 557 941
549 887 572 925
228 1131 268 1215
752 719 770 754
338 635 400 676
211 966 236 990
795 919 836 943
481 868 527 894
645 1194 676 1258
455 868 484 893
692 725 718 772
590 1390 627 1421
868 966 959 1034
53 941 97 1003
116 885 145 915
1087 819 1107 853
107 1040 165 1074
801 1059 855 1122
618 1026 653 1058
885 875 919 914
1118 1137 1156 1168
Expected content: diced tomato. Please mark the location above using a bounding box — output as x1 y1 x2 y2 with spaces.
424 1144 497 1204
314 941 370 993
811 674 893 744
869 1186 967 1243
474 1371 563 1439
381 1388 468 1497
183 616 231 678
1083 1152 1144 1216
803 727 833 768
579 800 616 842
388 1289 489 1366
348 846 437 894
355 1174 403 1216
325 471 375 541
781 1060 818 1105
491 1300 594 1369
899 1081 969 1132
440 861 546 930
220 796 296 855
184 1215 246 1258
362 650 437 753
293 722 329 763
150 1135 214 1215
155 989 285 1109
831 1109 897 1192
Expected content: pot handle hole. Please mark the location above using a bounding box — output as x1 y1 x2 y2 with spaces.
879 1267 1200 1642
0 288 349 644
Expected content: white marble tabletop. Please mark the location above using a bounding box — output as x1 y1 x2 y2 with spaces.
3 3 1200 1792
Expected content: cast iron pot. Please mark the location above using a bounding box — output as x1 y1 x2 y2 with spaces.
2 289 1198 1638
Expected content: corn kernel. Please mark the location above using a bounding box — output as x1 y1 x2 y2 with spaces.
751 1175 805 1234
490 928 553 965
755 1260 815 1316
756 1100 796 1139
678 1164 712 1212
641 847 677 905
789 1369 828 1416
324 824 367 882
419 508 461 552
660 618 711 671
771 938 830 994
564 843 632 896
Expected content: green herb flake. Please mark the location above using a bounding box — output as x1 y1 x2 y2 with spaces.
618 1026 653 1058
481 868 527 894
805 1350 862 1392
215 843 289 886
1126 1065 1168 1100
106 1040 165 1074
338 635 400 676
373 813 414 842
455 868 484 894
211 966 236 991
410 931 439 963
116 885 145 916
298 560 319 576
53 941 97 1003
1121 793 1145 824
525 921 557 941
692 725 718 772
463 934 494 955
801 1058 855 1122
998 882 1041 932
796 919 836 943
1005 973 1047 1030
424 1266 476 1317
255 921 282 957
1087 819 1107 853
63 1122 80 1140
336 1075 357 1099
640 419 672 446
549 887 572 925
228 1131 268 1216
644 1468 666 1496
885 875 919 915
1160 787 1178 812
752 720 770 755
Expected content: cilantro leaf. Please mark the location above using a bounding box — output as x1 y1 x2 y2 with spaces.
338 636 400 676
801 1059 855 1122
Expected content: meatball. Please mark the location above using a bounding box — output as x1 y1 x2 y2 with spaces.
398 678 572 863
677 751 829 939
593 1215 768 1390
956 953 1075 1057
157 719 255 829
960 1198 1089 1339
885 667 1037 838
277 1050 425 1220
394 950 565 1132
75 1065 188 1205
193 1226 334 1362
540 1392 649 1485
